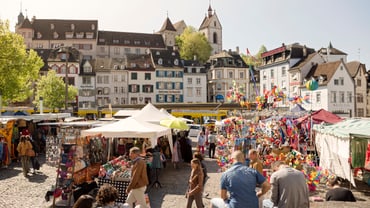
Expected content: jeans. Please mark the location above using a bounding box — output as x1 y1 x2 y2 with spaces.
209 143 216 158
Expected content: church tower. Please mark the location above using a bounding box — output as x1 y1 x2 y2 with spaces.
199 4 223 55
157 17 177 47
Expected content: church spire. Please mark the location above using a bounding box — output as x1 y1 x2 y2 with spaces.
208 1 213 17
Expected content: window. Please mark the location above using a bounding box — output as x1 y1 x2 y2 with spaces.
281 80 286 90
216 83 222 91
339 77 344 85
216 71 222 79
175 82 181 90
188 78 192 84
167 82 172 90
157 71 165 77
130 84 139 93
53 32 59 39
339 91 345 103
331 91 337 103
103 76 109 84
316 92 321 103
131 97 138 104
113 75 118 82
135 48 140 54
131 72 137 80
114 47 120 55
334 79 339 85
143 85 153 93
270 69 274 78
175 71 182 77
196 78 201 85
239 71 244 79
167 71 173 77
103 87 110 94
228 71 233 79
158 58 163 65
213 32 217 44
114 87 118 94
282 67 286 77
347 92 352 103
263 71 267 80
113 39 119 44
357 93 364 103
124 48 131 53
82 77 91 85
357 79 362 86
196 88 201 96
86 32 94 39
357 108 365 117
121 87 125 93
158 82 165 90
145 73 151 80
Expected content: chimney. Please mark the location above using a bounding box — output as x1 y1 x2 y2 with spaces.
193 55 197 61
31 16 36 23
303 45 307 57
236 46 239 54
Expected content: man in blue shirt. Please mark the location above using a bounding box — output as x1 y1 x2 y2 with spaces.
213 150 271 208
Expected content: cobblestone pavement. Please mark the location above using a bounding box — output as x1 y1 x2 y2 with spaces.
0 137 369 208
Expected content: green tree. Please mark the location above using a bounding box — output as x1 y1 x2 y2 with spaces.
34 70 78 111
241 45 267 67
0 20 43 103
176 26 212 63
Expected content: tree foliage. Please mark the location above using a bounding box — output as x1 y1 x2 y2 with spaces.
0 20 43 103
176 26 212 63
34 70 78 111
241 45 267 67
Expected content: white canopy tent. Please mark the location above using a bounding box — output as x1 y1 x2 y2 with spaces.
314 118 370 187
81 117 173 153
133 103 172 124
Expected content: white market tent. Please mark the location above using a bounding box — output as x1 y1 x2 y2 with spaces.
132 103 173 124
81 117 172 149
113 109 140 118
314 118 370 187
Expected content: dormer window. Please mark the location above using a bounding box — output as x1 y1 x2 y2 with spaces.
156 51 160 55
91 24 95 30
172 52 176 56
174 59 179 65
51 24 55 30
65 32 73 39
158 58 163 65
71 24 75 30
86 32 93 39
53 32 59 39
76 32 84 38
37 32 42 39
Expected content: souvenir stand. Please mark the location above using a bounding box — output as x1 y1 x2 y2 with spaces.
81 117 172 203
45 121 107 207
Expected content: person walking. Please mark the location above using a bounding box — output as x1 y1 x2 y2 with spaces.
210 150 270 208
185 158 204 208
193 152 209 198
270 160 309 208
197 131 206 155
325 175 356 202
207 131 217 159
17 135 33 177
125 147 149 208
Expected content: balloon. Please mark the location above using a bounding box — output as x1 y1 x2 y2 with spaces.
305 79 318 91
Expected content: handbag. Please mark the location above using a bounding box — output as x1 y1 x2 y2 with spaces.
27 149 36 157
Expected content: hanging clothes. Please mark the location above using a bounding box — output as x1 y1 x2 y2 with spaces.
351 138 368 168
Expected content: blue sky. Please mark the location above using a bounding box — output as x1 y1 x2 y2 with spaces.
1 0 369 68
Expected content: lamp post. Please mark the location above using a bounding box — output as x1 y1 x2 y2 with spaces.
58 47 70 111
64 49 69 111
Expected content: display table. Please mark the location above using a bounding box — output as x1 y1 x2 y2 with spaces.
98 178 130 203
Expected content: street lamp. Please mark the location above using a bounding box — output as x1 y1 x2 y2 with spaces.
58 47 70 111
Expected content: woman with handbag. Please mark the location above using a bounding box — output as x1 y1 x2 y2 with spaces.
17 135 33 177
185 158 204 208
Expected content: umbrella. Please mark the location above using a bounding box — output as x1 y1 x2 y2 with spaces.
160 118 189 130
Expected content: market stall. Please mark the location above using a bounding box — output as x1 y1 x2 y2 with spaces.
314 118 370 187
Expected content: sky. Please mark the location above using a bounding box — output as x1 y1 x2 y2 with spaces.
1 0 370 68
